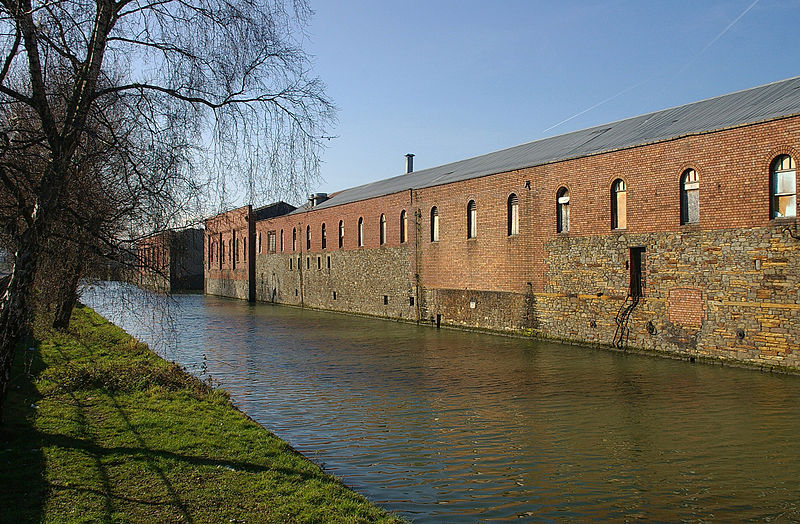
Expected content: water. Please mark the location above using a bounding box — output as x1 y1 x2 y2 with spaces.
84 283 800 522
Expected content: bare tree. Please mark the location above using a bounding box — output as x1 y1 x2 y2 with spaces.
0 0 334 421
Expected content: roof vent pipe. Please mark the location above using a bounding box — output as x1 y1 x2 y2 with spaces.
405 153 414 174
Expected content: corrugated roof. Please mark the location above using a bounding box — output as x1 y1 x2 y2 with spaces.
294 76 800 214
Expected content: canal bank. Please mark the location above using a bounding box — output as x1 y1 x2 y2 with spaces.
0 304 399 523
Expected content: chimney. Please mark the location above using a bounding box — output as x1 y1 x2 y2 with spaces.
308 193 328 207
405 153 414 174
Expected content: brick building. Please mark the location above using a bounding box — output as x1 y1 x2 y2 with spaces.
205 77 800 371
137 228 204 292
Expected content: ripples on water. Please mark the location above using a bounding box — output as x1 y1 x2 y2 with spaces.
84 283 800 522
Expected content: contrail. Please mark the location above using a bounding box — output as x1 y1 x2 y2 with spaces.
542 0 761 134
699 0 760 56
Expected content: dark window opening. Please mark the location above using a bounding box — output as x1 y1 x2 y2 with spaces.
409 296 415 306
630 247 646 298
333 291 337 300
326 255 331 270
383 295 388 305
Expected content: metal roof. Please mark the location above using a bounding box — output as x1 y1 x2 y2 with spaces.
294 76 800 214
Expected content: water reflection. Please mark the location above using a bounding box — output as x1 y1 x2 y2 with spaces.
84 283 800 522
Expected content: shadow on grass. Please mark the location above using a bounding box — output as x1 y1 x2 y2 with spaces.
0 342 47 524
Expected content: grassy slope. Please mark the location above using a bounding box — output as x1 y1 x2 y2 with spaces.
0 304 400 523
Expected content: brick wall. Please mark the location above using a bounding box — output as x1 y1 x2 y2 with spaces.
204 205 253 300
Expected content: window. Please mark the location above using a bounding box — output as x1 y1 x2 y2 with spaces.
680 169 699 225
508 194 519 236
400 210 407 243
257 232 262 254
289 258 293 270
292 228 296 251
611 179 627 230
557 187 570 233
338 220 344 248
208 237 213 268
430 206 439 242
380 214 386 245
267 231 276 253
317 256 321 270
306 257 310 270
358 217 364 247
280 230 284 252
306 225 311 250
321 223 327 249
771 155 796 218
327 255 331 270
243 238 247 261
467 200 477 239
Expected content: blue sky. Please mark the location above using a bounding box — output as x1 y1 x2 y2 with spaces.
303 0 800 196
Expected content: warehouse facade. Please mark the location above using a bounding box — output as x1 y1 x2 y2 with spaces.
206 77 800 370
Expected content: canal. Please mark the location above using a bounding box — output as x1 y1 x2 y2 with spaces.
84 283 800 522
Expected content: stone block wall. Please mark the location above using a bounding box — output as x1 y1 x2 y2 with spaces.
539 225 800 368
256 245 416 320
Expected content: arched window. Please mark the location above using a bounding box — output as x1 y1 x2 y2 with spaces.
292 228 296 251
400 210 407 243
771 155 796 218
280 229 284 252
507 194 519 236
358 217 364 247
557 187 570 233
611 179 627 230
338 220 344 248
467 200 477 238
379 214 386 245
321 223 327 249
680 169 699 225
430 206 439 242
306 225 311 250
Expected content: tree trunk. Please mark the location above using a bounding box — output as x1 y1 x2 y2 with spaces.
0 228 42 423
52 264 82 331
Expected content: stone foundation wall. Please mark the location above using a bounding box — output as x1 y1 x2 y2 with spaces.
539 224 800 368
421 288 531 332
206 277 249 300
255 246 417 320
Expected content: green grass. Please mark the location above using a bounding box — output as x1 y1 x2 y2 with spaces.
0 304 401 523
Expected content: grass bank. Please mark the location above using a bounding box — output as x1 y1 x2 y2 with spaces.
0 304 400 523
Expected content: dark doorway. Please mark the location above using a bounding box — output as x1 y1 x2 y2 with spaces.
630 247 646 297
